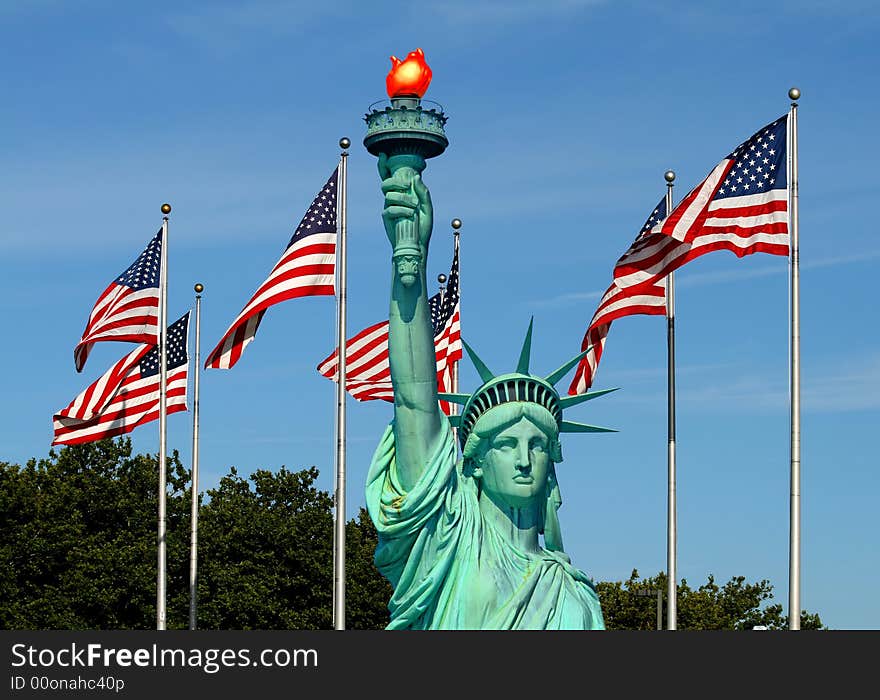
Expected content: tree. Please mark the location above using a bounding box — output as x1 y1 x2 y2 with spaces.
0 440 391 629
193 465 334 629
345 508 393 630
0 439 189 629
596 569 825 630
191 467 391 629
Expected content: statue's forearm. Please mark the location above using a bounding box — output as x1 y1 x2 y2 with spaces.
389 267 438 400
388 261 443 489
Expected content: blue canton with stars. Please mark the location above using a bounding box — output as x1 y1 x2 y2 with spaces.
636 195 670 241
716 116 787 200
429 248 459 336
287 168 338 248
139 313 190 377
116 230 162 291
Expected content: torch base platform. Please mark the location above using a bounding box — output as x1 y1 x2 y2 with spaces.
363 99 449 160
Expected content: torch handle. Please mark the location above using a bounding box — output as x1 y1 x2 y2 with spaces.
382 158 429 286
388 163 422 246
394 212 420 253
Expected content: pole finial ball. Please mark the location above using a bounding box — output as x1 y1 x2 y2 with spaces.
451 218 462 230
788 87 801 101
161 203 172 215
664 170 676 183
437 274 447 284
194 283 204 294
339 137 351 150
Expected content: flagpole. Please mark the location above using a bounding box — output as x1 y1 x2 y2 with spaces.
450 218 461 402
663 171 677 631
157 202 171 631
189 283 203 630
333 138 350 630
787 87 801 630
437 269 449 419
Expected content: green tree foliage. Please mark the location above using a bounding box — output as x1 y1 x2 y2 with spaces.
192 465 333 629
345 507 394 630
192 466 391 630
596 569 825 630
0 439 390 630
0 439 189 629
1 440 821 630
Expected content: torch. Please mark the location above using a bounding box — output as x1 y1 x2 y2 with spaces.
363 48 448 285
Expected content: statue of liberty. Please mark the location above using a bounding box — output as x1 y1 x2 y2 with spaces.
364 150 615 630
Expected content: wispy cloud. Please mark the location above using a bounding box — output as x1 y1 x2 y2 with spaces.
609 353 880 414
166 0 608 50
0 0 88 19
222 433 378 446
607 361 741 384
640 1 880 38
680 376 788 412
167 1 350 49
675 263 784 289
528 249 880 308
802 354 880 413
432 0 608 24
676 250 880 290
529 289 604 308
802 250 880 270
778 0 880 16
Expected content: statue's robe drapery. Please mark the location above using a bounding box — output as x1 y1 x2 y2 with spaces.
366 421 605 630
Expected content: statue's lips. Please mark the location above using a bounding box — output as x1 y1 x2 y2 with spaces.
512 475 534 484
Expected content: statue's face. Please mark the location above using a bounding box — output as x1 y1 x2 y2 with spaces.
477 416 551 510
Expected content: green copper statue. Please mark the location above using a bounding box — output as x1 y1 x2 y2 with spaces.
363 53 612 629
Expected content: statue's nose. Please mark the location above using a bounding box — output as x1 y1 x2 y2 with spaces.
515 442 530 470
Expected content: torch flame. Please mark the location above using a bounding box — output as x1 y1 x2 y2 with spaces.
386 47 432 99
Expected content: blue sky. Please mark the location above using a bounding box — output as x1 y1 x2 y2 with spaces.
2 1 878 629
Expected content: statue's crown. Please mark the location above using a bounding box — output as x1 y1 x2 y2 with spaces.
439 318 618 449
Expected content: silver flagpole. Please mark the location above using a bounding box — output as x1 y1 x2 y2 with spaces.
157 202 171 630
664 171 677 631
450 218 461 405
787 87 801 630
331 455 336 628
189 283 203 630
437 269 448 424
333 138 350 630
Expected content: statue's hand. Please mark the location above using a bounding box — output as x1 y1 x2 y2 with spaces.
378 153 433 252
380 174 418 248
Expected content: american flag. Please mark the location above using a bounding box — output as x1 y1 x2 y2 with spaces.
54 313 190 446
568 197 669 395
74 230 162 372
317 246 462 414
204 168 338 370
433 248 462 414
614 115 789 290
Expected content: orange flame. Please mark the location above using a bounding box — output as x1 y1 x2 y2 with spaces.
386 48 432 98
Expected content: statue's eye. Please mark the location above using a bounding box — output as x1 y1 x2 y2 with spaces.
531 442 546 453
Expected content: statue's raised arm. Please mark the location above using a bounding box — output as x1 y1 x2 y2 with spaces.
378 152 443 490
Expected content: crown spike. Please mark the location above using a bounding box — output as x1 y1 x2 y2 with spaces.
559 387 619 409
462 339 495 383
559 420 617 434
544 345 593 386
447 415 462 428
438 393 470 405
516 317 534 374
